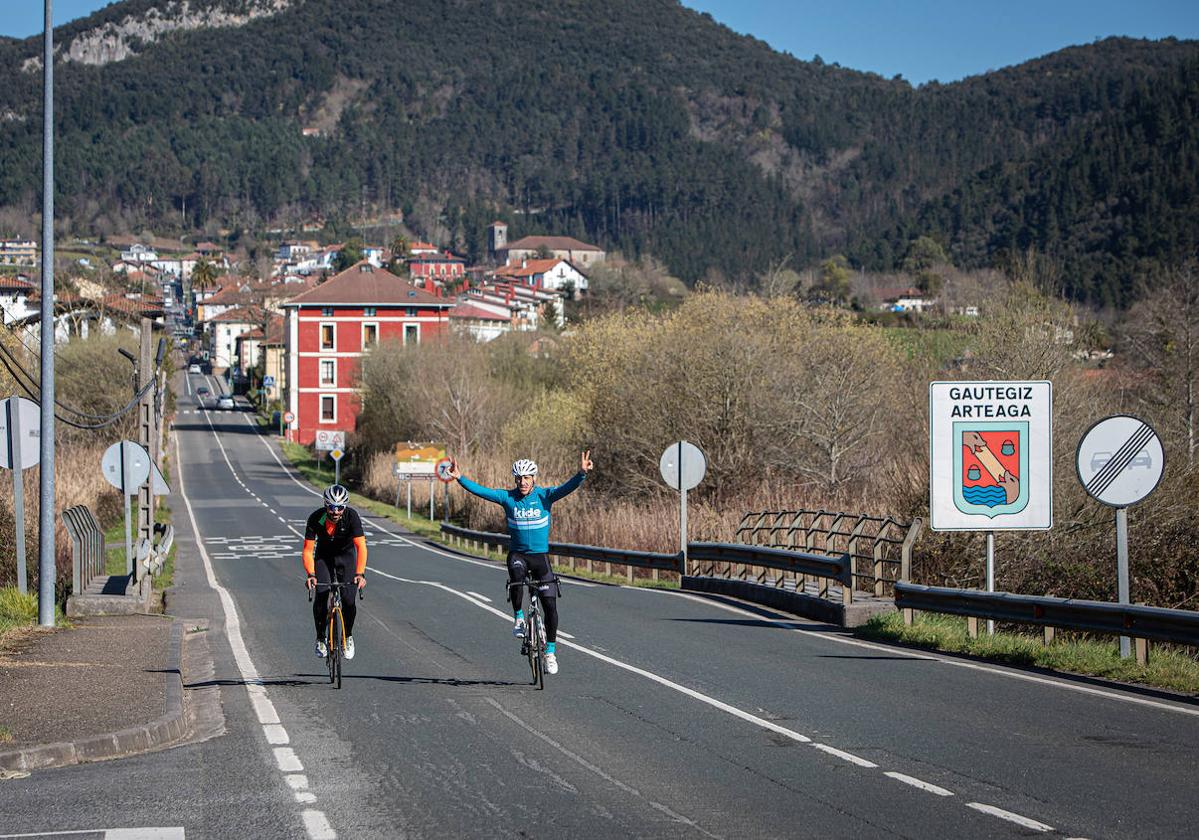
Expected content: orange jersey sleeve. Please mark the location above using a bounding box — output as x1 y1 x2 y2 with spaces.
353 536 368 575
302 539 316 576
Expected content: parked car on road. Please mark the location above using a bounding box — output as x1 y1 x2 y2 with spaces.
188 363 201 373
217 394 235 410
196 386 209 397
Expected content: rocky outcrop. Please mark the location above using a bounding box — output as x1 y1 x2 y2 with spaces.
30 0 295 69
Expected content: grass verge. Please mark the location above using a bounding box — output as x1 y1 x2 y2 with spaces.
278 441 679 590
858 612 1199 694
0 587 68 644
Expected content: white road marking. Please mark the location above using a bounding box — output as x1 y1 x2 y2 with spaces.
300 811 335 840
632 588 1199 719
286 774 309 791
274 747 303 772
295 792 317 804
263 724 290 744
558 631 575 640
884 772 953 796
107 832 186 840
965 803 1053 832
177 430 333 839
465 591 491 602
812 744 877 768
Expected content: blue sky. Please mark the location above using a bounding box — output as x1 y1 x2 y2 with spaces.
4 0 1199 85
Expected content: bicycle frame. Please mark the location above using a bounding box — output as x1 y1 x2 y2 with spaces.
309 580 359 690
508 577 548 689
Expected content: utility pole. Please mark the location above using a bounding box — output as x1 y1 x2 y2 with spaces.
136 318 154 571
37 0 56 627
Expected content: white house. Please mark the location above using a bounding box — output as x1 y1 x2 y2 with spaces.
0 275 37 324
209 306 266 371
494 257 588 296
120 244 159 264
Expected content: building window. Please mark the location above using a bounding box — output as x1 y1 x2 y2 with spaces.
406 307 418 317
404 323 420 345
320 395 336 422
322 306 334 317
320 322 335 350
362 322 378 349
363 306 377 317
319 359 336 386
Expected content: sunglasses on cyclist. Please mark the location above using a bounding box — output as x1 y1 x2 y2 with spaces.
325 504 346 513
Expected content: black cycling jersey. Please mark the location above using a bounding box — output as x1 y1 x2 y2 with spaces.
304 507 364 558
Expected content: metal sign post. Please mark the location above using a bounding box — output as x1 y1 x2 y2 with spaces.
330 448 344 485
985 532 995 635
659 441 707 576
436 458 454 524
429 479 435 520
101 441 151 575
1075 415 1165 659
407 482 412 519
1 396 41 594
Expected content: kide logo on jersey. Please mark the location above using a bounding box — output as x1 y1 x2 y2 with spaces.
513 507 544 519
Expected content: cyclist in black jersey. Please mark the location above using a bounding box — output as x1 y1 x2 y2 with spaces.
303 484 367 659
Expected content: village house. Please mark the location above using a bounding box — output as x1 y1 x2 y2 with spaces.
0 275 37 324
879 286 938 313
451 281 563 341
281 261 454 445
407 248 466 290
210 306 267 372
0 239 38 267
490 223 605 269
235 315 287 401
494 257 588 296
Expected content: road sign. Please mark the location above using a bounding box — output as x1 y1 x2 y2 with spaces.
263 375 276 388
1076 415 1164 508
101 441 151 495
394 442 445 476
315 430 346 451
659 441 706 491
1076 415 1165 660
0 396 40 469
284 411 295 424
660 441 707 574
929 381 1053 531
436 458 454 482
330 448 344 462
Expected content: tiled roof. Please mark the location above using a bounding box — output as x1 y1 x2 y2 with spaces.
504 235 601 252
212 305 267 324
0 275 35 292
495 258 561 279
282 261 452 308
450 303 510 322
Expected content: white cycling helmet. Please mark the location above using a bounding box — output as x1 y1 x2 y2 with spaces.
323 484 350 508
512 458 538 477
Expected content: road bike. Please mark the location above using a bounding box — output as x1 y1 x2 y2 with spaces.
508 576 549 689
308 580 361 689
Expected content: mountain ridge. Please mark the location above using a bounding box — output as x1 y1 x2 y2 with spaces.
0 0 1195 305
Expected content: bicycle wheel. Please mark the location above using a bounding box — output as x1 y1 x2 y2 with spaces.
329 608 345 689
531 611 545 690
525 610 540 685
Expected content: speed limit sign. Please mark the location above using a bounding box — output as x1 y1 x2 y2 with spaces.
436 458 454 482
283 411 295 424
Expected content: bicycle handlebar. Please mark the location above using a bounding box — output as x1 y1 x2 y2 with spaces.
307 580 364 602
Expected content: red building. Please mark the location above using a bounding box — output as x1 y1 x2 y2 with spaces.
282 261 453 445
407 247 466 289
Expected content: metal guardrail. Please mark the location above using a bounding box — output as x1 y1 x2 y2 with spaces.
437 525 857 596
895 582 1199 654
62 505 105 595
439 524 682 579
735 509 922 597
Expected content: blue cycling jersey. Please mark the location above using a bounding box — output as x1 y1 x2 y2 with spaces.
457 472 586 553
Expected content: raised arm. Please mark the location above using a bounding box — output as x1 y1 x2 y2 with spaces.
449 460 510 504
544 450 593 503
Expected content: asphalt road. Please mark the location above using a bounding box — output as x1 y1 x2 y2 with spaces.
3 370 1199 839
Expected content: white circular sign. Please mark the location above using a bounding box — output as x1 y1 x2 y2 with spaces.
283 411 295 424
435 458 454 483
659 441 706 491
101 441 151 495
1076 415 1164 508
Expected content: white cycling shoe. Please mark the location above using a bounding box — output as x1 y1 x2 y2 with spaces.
512 617 526 638
545 653 559 675
345 636 356 660
315 639 327 658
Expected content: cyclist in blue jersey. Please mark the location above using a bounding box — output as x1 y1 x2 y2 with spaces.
447 451 593 675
